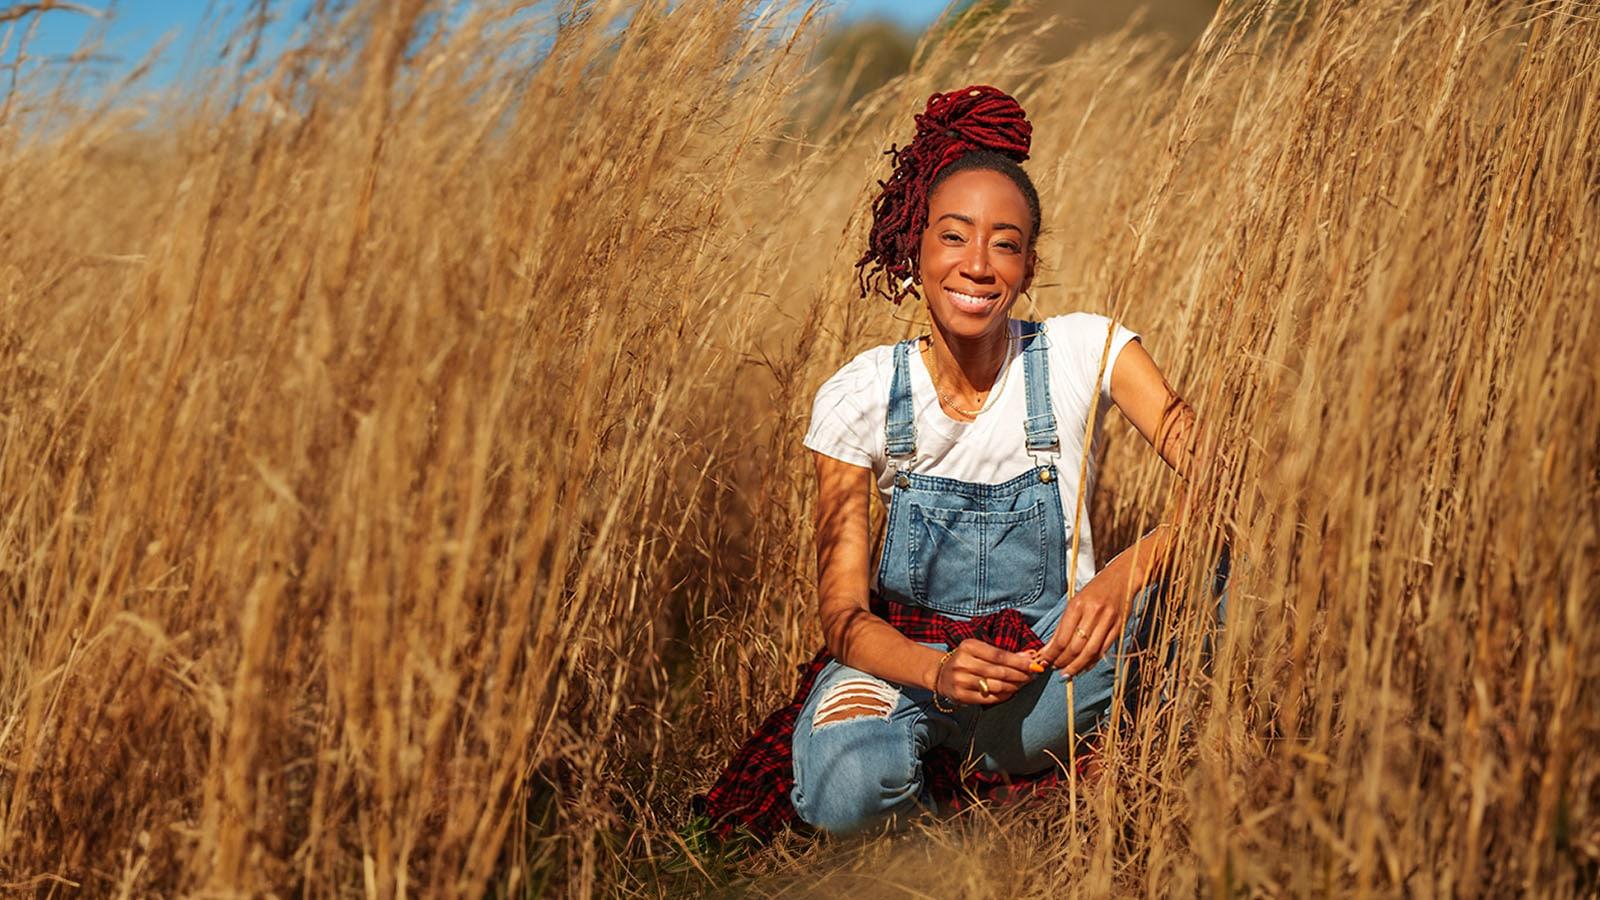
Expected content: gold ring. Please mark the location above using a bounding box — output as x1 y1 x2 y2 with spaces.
1076 628 1090 641
978 677 991 697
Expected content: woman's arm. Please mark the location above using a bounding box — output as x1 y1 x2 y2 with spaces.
1108 340 1204 482
814 452 1035 703
1039 340 1211 676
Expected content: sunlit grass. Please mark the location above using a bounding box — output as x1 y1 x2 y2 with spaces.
0 0 1596 895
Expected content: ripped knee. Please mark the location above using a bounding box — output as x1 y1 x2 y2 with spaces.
812 676 900 729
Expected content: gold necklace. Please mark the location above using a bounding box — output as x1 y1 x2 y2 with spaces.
924 326 1016 418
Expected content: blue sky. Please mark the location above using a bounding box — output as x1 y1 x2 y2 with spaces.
3 0 310 93
5 1 953 93
828 0 951 30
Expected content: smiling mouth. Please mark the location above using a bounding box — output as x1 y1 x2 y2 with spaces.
945 288 1001 314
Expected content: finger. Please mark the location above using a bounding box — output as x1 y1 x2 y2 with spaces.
1035 630 1071 668
1065 616 1116 675
1062 614 1113 672
1032 637 1060 669
1055 619 1094 671
961 640 1038 676
951 655 1031 687
1021 647 1048 674
1046 607 1086 669
959 672 1021 704
1097 621 1121 658
961 658 1033 686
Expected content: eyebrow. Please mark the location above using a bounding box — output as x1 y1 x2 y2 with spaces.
934 212 1024 234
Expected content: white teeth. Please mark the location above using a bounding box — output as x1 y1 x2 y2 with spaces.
947 289 999 311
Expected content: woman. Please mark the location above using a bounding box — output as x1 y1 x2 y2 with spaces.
789 85 1204 835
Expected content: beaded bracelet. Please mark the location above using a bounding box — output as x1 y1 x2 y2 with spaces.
931 649 957 713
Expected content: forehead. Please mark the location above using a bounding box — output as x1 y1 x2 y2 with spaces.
926 169 1031 226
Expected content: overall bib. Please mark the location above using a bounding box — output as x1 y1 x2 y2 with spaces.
789 321 1163 834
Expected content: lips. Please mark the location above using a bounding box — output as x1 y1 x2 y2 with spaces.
945 287 1001 314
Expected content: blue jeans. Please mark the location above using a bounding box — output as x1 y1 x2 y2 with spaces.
790 582 1170 834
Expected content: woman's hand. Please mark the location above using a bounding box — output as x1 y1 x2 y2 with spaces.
1037 578 1131 677
931 639 1041 706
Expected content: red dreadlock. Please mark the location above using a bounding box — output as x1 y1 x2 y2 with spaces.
856 85 1034 304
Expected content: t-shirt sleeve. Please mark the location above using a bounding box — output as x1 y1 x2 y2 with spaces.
1049 312 1142 406
802 351 884 469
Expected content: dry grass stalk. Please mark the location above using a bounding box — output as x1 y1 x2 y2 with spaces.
0 0 1595 896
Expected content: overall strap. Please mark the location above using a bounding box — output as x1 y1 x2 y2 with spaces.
885 339 918 460
1019 320 1059 454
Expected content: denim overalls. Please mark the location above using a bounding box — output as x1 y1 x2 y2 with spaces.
790 321 1164 834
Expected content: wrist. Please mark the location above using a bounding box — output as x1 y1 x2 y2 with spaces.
921 645 946 692
929 648 958 713
1115 523 1175 586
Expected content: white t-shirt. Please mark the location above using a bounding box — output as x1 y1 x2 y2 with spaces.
803 313 1141 589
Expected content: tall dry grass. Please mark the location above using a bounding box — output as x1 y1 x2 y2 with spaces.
0 0 1596 895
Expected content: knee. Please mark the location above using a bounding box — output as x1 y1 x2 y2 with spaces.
809 674 900 728
790 676 921 834
791 744 922 834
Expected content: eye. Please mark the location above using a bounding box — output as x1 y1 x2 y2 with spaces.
996 240 1021 252
941 231 965 243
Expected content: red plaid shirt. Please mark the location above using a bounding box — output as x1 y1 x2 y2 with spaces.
695 594 1096 843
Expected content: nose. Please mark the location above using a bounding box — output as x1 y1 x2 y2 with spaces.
960 241 994 282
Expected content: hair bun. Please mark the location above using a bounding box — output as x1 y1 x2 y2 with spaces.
914 85 1032 164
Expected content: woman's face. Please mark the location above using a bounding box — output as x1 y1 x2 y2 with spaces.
916 168 1035 342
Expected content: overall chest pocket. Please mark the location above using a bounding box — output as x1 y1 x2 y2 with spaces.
907 500 1048 616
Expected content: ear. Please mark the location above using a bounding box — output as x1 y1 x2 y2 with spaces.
1023 248 1037 293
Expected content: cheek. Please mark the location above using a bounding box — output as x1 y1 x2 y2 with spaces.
916 241 952 278
998 254 1030 285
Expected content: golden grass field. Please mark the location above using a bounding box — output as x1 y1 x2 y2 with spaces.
1 0 1597 895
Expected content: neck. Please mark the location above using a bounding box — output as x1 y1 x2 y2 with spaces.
926 318 1012 395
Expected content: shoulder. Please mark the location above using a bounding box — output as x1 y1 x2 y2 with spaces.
1042 311 1140 350
1042 311 1134 341
804 342 898 467
813 342 897 400
806 342 898 430
1040 312 1142 402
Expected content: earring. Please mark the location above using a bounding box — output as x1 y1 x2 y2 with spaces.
899 258 920 293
